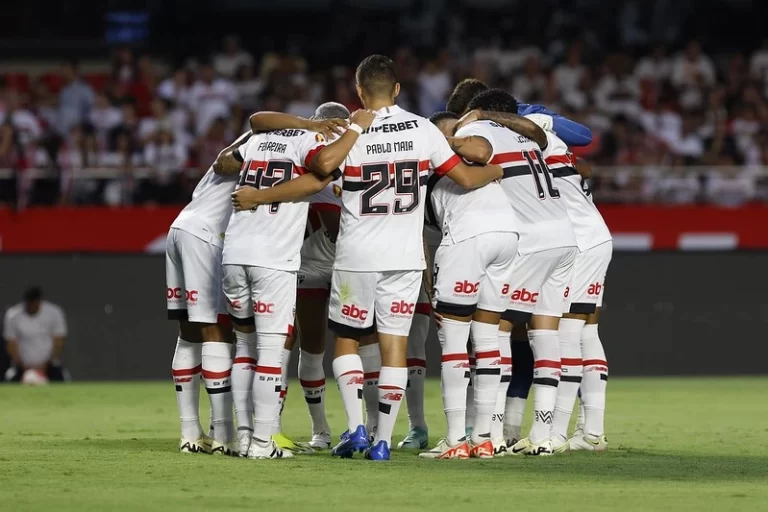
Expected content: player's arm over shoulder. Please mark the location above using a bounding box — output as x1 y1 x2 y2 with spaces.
429 123 503 189
212 131 254 175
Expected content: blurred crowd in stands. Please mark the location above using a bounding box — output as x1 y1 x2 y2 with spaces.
3 30 768 207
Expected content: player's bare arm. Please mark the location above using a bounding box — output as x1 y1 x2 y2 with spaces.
308 109 376 176
231 171 340 211
446 135 493 165
444 161 504 189
212 131 254 175
249 111 346 140
576 158 593 178
457 109 548 150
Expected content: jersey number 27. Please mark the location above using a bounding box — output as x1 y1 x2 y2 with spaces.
239 160 293 213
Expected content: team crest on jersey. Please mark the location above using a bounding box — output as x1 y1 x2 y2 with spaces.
333 184 342 197
315 133 325 143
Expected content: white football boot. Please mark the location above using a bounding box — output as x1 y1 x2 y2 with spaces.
569 433 608 452
509 437 554 456
179 435 212 454
307 432 332 450
247 438 294 459
237 430 252 457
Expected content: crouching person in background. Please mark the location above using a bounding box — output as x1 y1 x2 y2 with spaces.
3 287 69 384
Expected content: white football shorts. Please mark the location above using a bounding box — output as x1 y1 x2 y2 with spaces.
503 246 576 323
564 240 612 314
433 232 519 316
222 264 296 335
165 227 227 324
328 270 422 337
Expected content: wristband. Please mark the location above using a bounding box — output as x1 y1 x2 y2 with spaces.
348 124 364 135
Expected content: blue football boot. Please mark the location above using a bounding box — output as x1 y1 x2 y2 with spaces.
365 440 391 461
331 425 369 458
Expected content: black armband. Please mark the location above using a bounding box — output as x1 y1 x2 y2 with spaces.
233 148 244 163
330 168 342 180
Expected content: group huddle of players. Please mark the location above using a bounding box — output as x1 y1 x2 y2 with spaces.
165 54 610 461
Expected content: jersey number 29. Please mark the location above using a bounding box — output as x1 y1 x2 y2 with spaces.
239 160 293 213
360 161 420 215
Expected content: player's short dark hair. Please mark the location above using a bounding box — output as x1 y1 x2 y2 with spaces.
313 102 350 120
468 88 519 114
446 78 489 115
356 55 398 97
23 286 42 302
428 111 459 125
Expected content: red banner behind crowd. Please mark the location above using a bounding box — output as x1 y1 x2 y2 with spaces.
0 205 766 253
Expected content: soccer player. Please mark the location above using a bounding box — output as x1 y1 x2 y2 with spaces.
459 89 578 456
324 55 504 461
417 111 523 460
166 131 253 455
217 108 371 459
527 139 611 452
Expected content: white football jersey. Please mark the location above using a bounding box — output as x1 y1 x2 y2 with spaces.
540 131 612 251
301 179 342 265
478 120 576 254
171 166 239 248
427 122 519 246
222 129 327 270
334 105 461 272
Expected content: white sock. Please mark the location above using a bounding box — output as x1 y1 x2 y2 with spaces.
359 343 381 434
503 397 525 442
491 330 512 441
581 324 608 436
470 321 501 443
333 353 365 432
232 331 257 434
172 338 203 440
298 349 329 435
406 312 430 431
465 343 476 434
552 318 585 441
201 342 234 443
273 347 292 434
374 366 408 447
528 329 560 444
577 393 586 432
252 334 285 443
439 318 471 446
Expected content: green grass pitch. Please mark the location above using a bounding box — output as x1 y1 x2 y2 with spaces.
1 378 767 512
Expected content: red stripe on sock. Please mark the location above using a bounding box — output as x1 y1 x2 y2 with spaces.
339 370 363 377
379 385 405 390
300 378 326 388
415 303 432 315
468 357 476 366
279 389 287 398
441 353 468 363
561 358 583 366
583 359 608 367
501 357 512 365
534 359 561 369
475 350 501 360
233 357 257 365
201 369 231 379
406 358 426 368
172 364 202 377
255 365 282 375
364 372 380 380
287 324 294 337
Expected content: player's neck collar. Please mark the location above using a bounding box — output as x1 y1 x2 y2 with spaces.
373 104 400 116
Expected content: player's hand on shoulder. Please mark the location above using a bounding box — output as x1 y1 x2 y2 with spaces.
308 118 347 140
350 109 377 130
454 109 482 133
231 187 263 212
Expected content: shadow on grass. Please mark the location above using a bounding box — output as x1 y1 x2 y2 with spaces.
54 438 768 482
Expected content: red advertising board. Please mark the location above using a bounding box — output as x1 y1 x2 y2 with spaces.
0 205 766 253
